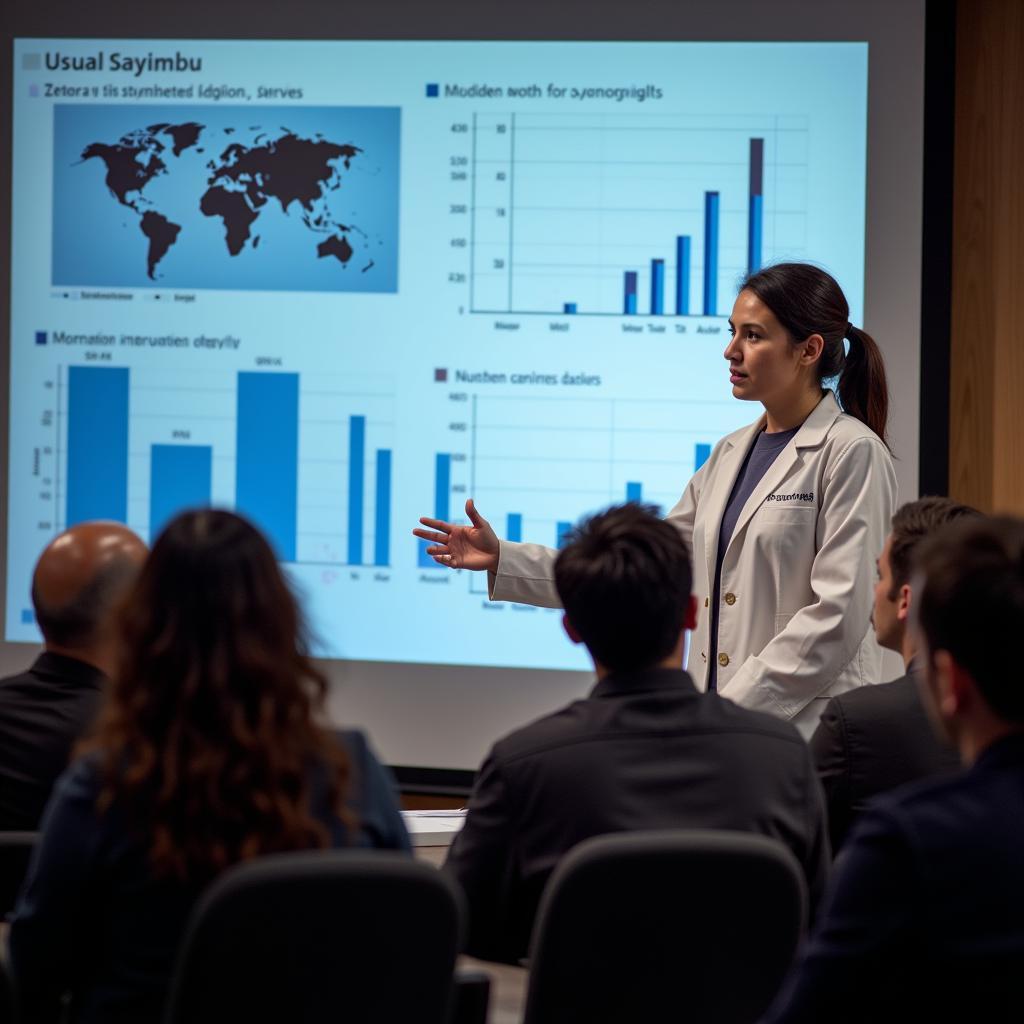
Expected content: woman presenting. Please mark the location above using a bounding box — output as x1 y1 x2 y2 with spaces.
414 263 897 735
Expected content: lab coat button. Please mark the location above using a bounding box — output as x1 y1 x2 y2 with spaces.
724 592 736 606
718 653 730 668
704 597 709 608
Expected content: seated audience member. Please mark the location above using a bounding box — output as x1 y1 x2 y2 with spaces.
9 510 409 1024
811 497 976 850
0 522 147 831
763 516 1024 1023
446 503 829 964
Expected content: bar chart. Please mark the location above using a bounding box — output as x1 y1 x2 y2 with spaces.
463 392 743 581
59 364 395 567
469 112 807 318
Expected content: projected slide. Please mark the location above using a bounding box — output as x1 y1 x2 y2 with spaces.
8 39 867 670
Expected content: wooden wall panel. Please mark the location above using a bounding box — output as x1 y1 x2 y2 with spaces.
950 0 1024 513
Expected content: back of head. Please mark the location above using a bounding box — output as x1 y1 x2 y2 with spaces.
915 516 1024 724
887 496 981 595
31 522 147 654
554 503 692 673
85 509 349 881
741 261 890 446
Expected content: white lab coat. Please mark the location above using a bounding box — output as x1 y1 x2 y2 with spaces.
488 391 897 736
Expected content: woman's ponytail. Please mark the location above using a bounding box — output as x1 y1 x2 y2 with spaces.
839 325 890 448
741 263 891 449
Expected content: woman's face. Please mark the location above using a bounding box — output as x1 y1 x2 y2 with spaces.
724 289 817 406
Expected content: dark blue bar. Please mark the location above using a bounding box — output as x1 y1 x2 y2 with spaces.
703 191 720 316
375 449 391 567
557 521 572 549
149 444 211 540
348 415 366 565
695 443 712 470
748 138 764 274
623 271 638 315
419 453 453 568
626 482 642 501
507 513 522 542
236 372 299 561
563 303 577 314
650 259 665 315
676 236 691 315
67 366 129 526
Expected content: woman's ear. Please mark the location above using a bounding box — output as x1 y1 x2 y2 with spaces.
800 333 825 368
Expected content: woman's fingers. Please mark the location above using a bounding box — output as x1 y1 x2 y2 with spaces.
465 498 487 529
412 527 450 545
418 515 457 533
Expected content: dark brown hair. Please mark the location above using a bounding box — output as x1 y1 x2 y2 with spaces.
741 262 890 446
554 503 692 672
81 509 351 881
915 516 1024 724
887 497 981 597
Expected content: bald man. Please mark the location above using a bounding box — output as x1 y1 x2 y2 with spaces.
0 523 147 831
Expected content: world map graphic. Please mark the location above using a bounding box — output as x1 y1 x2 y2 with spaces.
78 121 370 280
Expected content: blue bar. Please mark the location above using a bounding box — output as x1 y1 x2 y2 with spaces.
675 236 691 315
419 453 453 568
748 194 763 276
626 482 642 502
557 521 573 549
695 443 712 470
435 453 451 519
703 191 720 316
67 367 129 526
563 302 577 314
623 271 638 315
236 372 298 561
650 259 665 315
507 513 523 542
375 449 391 567
348 415 366 565
150 445 212 540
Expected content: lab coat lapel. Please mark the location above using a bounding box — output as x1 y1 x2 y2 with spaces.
701 416 765 574
722 391 842 561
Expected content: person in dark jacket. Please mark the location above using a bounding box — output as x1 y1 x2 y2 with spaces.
763 515 1024 1023
8 510 409 1024
810 497 977 850
0 522 147 830
446 503 829 964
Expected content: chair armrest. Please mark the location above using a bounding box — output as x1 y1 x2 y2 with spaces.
449 969 491 1024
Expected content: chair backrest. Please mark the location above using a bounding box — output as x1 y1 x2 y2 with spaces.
164 850 463 1024
0 952 16 1024
523 829 807 1024
0 831 39 918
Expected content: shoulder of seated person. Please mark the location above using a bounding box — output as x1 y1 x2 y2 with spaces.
705 692 809 746
825 676 917 717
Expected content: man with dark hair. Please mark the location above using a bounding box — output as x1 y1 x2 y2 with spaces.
811 497 977 850
764 515 1024 1023
446 503 829 964
0 522 147 830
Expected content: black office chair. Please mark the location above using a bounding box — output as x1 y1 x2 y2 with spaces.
523 829 807 1024
0 953 15 1024
0 831 38 919
164 849 486 1024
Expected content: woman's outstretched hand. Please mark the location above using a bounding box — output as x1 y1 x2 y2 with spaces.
413 498 500 572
